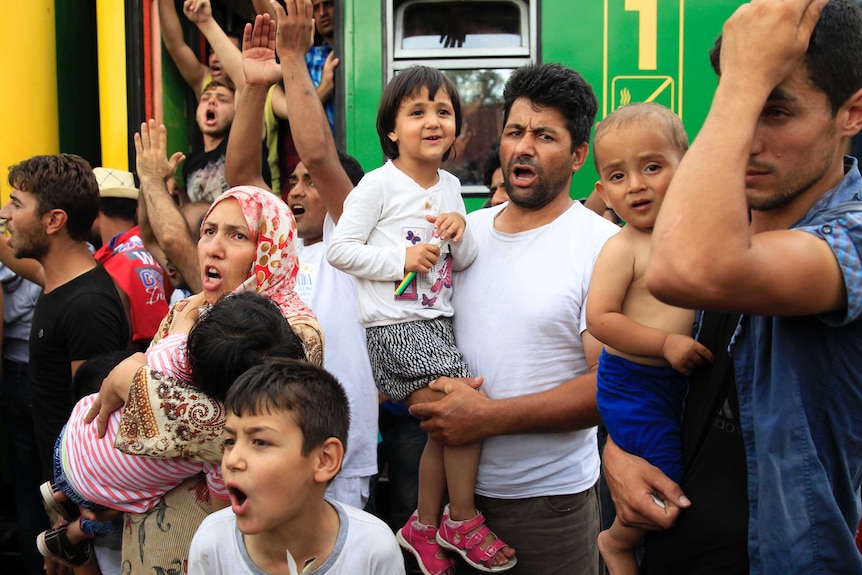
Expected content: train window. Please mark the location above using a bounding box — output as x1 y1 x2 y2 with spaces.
395 0 528 58
388 0 537 192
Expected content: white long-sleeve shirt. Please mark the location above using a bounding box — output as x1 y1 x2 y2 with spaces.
327 161 478 327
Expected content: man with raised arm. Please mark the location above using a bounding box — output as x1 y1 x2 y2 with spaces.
224 7 378 509
604 1 862 573
158 0 244 97
136 120 203 296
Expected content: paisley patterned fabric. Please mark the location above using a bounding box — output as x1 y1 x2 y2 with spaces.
114 364 226 463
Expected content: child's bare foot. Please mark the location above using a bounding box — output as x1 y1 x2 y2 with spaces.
598 529 639 575
64 519 89 546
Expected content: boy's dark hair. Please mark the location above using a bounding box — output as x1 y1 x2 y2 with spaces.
72 350 138 399
483 140 501 189
337 149 365 186
593 102 689 171
709 0 862 115
503 63 598 153
7 154 100 242
183 292 306 401
224 358 350 456
377 66 463 161
99 197 138 223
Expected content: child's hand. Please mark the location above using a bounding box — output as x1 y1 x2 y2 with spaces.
427 212 466 242
405 243 441 274
661 334 714 375
183 0 212 24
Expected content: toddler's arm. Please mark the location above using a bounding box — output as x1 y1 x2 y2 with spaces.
660 334 714 375
587 235 713 373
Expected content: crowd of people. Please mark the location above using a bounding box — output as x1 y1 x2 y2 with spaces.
1 0 862 574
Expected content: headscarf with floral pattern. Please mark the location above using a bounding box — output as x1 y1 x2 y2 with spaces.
203 186 323 365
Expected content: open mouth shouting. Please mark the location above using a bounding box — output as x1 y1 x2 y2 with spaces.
510 163 537 187
229 484 249 514
204 109 218 127
202 265 225 294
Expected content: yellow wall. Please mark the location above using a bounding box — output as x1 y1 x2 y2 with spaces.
97 0 128 171
0 1 59 203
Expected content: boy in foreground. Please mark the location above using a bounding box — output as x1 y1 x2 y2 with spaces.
586 103 714 574
187 358 405 574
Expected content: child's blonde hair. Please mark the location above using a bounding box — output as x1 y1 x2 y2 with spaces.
593 102 688 171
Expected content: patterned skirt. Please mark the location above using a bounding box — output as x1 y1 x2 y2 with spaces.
366 316 472 402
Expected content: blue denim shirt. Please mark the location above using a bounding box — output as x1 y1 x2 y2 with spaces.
732 158 862 574
305 43 336 135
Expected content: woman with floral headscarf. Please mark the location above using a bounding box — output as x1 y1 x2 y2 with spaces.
186 185 322 363
83 186 323 574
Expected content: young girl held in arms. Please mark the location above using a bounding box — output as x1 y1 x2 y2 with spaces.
328 66 515 574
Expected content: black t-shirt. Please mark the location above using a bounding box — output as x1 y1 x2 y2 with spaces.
29 264 130 480
183 135 272 203
642 312 750 575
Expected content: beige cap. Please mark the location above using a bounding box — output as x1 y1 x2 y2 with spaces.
93 167 138 200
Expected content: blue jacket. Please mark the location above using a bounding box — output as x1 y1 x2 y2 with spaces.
733 158 862 574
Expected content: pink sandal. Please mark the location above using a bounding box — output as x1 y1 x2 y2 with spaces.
436 505 517 572
396 511 456 575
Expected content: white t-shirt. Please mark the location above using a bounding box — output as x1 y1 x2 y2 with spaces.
187 499 406 575
453 202 619 499
295 241 324 305
297 217 378 485
327 161 478 327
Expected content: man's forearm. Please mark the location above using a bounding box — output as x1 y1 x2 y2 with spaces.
488 371 601 436
140 176 202 293
280 53 352 219
280 54 334 172
647 78 762 309
198 19 245 93
225 83 270 189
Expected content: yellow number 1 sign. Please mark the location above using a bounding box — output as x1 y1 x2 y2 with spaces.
603 0 684 119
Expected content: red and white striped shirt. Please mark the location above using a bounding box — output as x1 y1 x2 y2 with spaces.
61 334 227 512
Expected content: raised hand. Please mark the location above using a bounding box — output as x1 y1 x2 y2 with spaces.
183 0 212 24
719 0 827 91
242 13 282 87
135 120 185 184
271 0 315 60
317 50 340 99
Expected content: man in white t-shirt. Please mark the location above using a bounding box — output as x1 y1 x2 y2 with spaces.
411 63 619 574
224 11 377 510
288 154 377 509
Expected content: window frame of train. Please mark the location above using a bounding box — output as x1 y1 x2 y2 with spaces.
386 0 538 200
